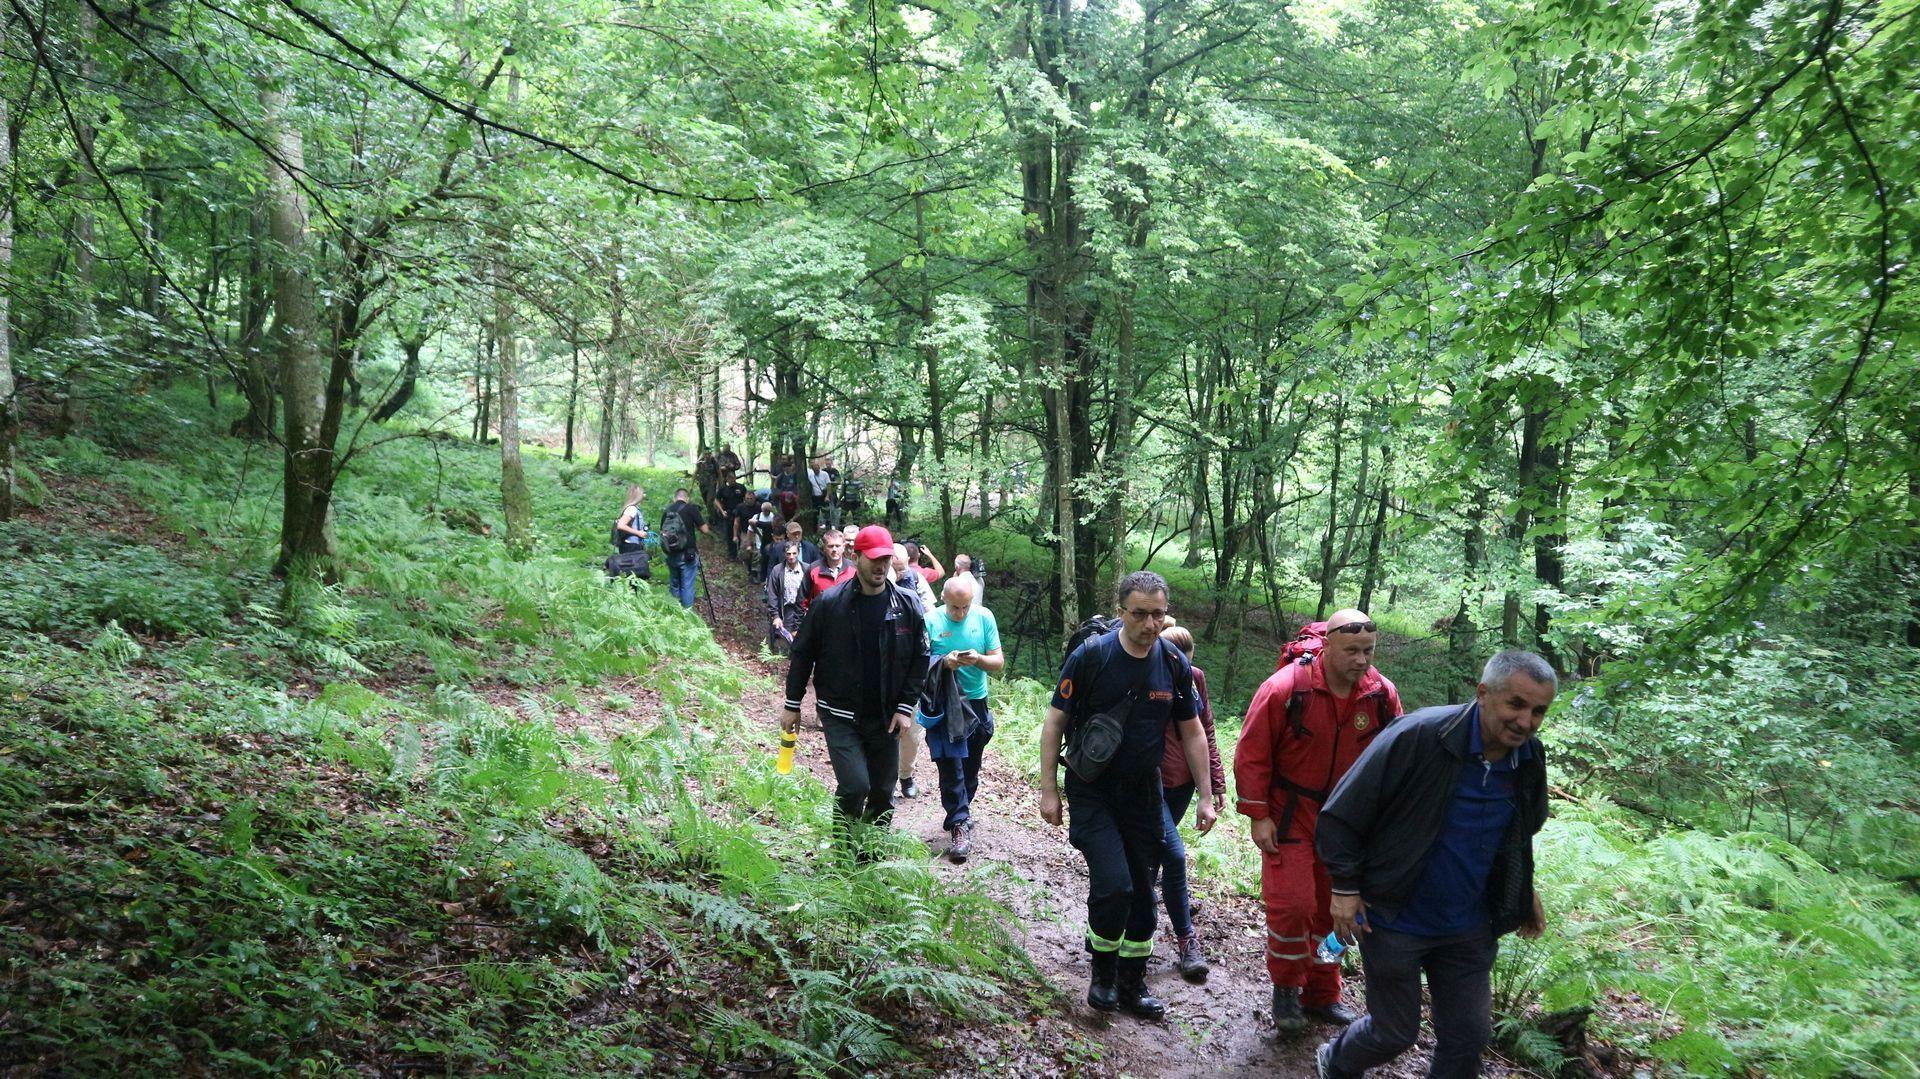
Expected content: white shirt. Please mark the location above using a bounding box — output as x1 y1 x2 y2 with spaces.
809 468 831 497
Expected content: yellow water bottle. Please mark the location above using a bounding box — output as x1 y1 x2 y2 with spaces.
776 730 797 775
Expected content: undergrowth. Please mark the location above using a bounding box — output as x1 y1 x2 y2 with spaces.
1 391 1037 1076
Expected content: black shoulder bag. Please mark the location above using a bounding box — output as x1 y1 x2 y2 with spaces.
1064 642 1161 783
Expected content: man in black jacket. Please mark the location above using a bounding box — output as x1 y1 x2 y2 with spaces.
1313 650 1555 1079
780 525 929 846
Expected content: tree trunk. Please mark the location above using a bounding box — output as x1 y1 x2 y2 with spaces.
0 82 16 521
563 341 579 461
372 335 424 423
233 207 276 437
1358 477 1390 614
1315 400 1348 619
264 88 336 584
491 63 531 554
596 248 622 473
1452 478 1491 695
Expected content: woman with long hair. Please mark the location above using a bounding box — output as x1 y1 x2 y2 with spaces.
614 485 649 551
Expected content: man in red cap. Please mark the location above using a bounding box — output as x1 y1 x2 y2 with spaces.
780 525 930 852
1234 608 1403 1037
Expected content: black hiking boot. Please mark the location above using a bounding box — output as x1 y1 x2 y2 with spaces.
899 776 919 799
1116 956 1165 1021
1305 1000 1360 1026
1174 931 1210 982
1087 950 1120 1012
1272 986 1308 1038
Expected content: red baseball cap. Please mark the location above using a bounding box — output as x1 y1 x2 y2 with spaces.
853 524 895 561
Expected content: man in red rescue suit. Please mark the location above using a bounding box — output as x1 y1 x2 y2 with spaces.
1234 608 1403 1037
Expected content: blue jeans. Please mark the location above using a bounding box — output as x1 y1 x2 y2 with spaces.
1160 782 1196 936
668 555 698 609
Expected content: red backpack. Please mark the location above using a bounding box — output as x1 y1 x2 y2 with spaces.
1278 621 1330 669
1272 621 1330 739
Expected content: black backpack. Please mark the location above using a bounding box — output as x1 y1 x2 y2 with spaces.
661 503 692 555
1062 615 1121 671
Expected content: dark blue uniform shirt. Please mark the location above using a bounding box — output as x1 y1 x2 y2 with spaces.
1051 631 1195 786
1376 704 1531 937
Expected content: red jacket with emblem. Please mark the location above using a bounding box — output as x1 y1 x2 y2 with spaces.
1233 657 1402 841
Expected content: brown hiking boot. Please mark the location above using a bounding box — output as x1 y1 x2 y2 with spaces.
1174 932 1210 982
947 822 973 863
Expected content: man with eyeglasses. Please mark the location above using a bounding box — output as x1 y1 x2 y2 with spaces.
1234 609 1403 1038
1039 571 1218 1021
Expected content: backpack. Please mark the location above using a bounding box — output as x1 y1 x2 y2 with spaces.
610 504 645 549
1063 615 1121 671
1272 620 1393 741
661 503 692 555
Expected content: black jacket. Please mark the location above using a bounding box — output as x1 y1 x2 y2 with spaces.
783 578 929 726
766 559 817 619
1314 702 1548 937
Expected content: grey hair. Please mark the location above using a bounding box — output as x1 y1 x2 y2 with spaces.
1114 570 1170 608
1481 650 1558 692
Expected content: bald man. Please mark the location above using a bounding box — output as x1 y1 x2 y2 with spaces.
1233 609 1404 1037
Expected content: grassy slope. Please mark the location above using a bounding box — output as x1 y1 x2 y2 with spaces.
0 393 1055 1077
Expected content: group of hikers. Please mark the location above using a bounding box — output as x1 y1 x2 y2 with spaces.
613 466 1556 1078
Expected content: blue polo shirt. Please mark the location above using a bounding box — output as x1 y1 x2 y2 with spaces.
1376 705 1530 937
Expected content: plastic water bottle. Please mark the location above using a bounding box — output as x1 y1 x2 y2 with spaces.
776 731 797 775
1316 932 1346 964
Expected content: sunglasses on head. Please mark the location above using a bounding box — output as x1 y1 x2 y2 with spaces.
1329 621 1377 634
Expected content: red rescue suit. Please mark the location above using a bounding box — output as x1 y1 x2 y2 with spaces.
1234 657 1402 1005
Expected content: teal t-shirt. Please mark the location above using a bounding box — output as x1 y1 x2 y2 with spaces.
930 605 1001 700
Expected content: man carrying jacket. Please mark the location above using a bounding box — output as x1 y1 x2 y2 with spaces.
1313 650 1555 1079
780 525 929 848
1234 609 1403 1037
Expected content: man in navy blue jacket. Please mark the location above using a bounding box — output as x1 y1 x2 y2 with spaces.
1313 650 1556 1079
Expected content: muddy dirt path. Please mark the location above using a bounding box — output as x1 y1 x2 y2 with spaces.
693 539 1505 1078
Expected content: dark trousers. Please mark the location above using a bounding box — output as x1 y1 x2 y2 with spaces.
821 711 898 831
1066 772 1165 950
1159 782 1195 936
1326 923 1498 1079
933 700 993 831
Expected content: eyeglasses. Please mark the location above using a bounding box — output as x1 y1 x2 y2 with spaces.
1329 621 1377 634
1125 608 1171 621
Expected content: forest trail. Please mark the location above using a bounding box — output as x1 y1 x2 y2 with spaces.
693 537 1499 1078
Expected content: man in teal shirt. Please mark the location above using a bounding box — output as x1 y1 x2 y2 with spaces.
927 575 1004 862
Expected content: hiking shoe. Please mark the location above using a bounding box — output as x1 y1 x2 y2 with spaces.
1174 932 1210 982
1315 1039 1340 1079
899 776 919 799
1305 1000 1360 1026
947 824 972 864
1272 986 1308 1038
